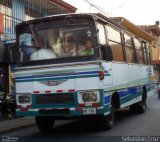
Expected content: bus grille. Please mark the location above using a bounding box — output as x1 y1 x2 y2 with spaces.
35 93 74 104
39 109 70 115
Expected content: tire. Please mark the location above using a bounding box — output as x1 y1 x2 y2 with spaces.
130 90 147 114
99 105 115 130
129 104 138 113
35 116 55 132
137 93 147 113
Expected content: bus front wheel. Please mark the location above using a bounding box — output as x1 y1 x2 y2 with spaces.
35 116 55 132
99 105 115 130
137 92 147 113
130 90 147 114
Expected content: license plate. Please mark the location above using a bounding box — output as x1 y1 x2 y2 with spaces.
83 108 96 115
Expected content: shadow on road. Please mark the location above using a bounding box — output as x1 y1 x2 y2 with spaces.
33 108 137 136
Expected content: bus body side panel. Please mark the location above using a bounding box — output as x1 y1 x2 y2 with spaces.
103 61 154 109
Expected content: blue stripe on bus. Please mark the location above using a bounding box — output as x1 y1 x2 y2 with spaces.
16 74 98 82
16 70 110 79
16 70 111 82
16 71 98 79
118 87 143 98
104 86 143 106
104 95 111 104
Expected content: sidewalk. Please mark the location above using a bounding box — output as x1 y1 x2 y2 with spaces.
0 117 36 134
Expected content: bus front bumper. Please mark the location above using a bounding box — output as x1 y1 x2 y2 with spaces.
16 105 110 118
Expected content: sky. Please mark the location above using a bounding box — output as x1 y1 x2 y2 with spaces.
63 0 160 25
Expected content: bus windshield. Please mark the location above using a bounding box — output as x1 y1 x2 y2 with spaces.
19 26 95 61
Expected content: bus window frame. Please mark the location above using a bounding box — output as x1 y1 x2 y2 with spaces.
134 37 144 64
142 41 148 65
97 22 109 61
146 43 152 65
106 25 125 62
123 33 136 64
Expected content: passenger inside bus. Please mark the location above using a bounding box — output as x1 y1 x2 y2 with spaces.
63 34 77 57
30 35 57 60
21 40 36 60
49 29 63 57
78 39 94 56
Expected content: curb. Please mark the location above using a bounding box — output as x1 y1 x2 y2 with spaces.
0 122 36 134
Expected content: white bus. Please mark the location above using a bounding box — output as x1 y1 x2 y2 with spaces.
5 13 156 132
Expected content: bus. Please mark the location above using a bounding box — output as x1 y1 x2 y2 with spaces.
6 13 156 132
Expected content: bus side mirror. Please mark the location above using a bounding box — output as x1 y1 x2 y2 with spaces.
100 45 113 61
4 43 20 64
0 41 5 63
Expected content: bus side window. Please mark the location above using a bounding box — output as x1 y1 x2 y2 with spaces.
134 38 144 64
142 42 148 65
124 34 136 63
106 26 124 62
147 44 152 65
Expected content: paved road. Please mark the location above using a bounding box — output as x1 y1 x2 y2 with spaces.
1 94 160 142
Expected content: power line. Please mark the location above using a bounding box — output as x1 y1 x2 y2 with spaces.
84 0 114 17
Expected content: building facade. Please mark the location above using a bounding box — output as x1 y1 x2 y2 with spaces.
139 21 160 82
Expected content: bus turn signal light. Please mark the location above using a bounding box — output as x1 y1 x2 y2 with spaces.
99 70 104 80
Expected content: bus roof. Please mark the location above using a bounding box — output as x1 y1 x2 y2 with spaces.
114 17 156 42
16 13 126 30
16 12 155 43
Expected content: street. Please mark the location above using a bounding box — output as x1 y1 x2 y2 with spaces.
1 94 160 142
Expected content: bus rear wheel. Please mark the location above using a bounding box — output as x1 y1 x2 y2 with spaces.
99 105 115 130
137 93 147 113
35 116 55 132
130 90 147 114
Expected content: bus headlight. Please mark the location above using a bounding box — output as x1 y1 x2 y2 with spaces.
78 90 100 103
17 94 31 104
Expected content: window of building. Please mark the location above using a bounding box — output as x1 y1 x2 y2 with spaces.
106 26 124 62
